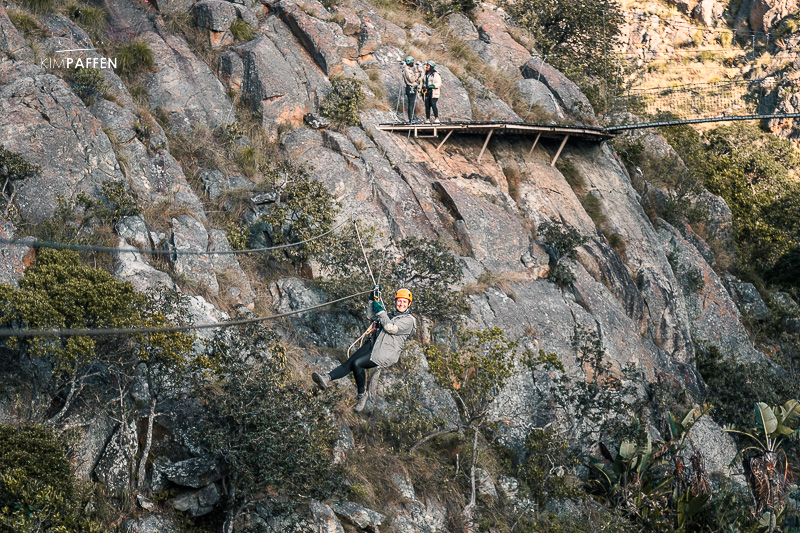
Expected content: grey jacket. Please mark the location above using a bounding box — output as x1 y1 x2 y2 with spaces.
366 306 416 368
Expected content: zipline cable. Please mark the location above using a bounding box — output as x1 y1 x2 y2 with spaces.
0 217 351 257
0 289 372 338
353 220 376 287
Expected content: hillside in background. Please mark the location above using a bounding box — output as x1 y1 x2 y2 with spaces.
0 0 799 531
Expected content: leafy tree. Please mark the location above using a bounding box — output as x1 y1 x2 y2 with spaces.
504 0 627 113
661 122 800 274
317 224 466 324
253 163 339 262
419 327 519 526
320 78 364 126
0 249 194 433
0 424 106 532
392 237 467 321
196 325 345 533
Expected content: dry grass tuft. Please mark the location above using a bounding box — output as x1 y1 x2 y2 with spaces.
140 199 195 234
503 164 522 202
463 271 531 300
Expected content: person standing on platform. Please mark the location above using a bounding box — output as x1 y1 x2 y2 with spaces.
420 60 442 124
401 56 422 123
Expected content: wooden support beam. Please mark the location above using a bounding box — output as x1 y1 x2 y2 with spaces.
550 134 569 167
528 132 541 155
477 129 495 162
436 129 454 151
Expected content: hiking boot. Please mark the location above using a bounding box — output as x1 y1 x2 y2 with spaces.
312 371 330 391
354 393 368 413
433 118 440 124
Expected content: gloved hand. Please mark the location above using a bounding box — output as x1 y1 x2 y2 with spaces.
372 299 385 314
428 84 435 89
372 284 382 299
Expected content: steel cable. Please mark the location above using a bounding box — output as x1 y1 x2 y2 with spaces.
0 216 351 256
0 289 372 338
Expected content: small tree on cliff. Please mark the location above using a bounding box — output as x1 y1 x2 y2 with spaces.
416 327 519 526
317 225 467 324
196 325 344 532
0 249 195 500
538 218 588 287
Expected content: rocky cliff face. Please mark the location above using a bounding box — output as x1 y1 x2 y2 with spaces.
0 0 773 529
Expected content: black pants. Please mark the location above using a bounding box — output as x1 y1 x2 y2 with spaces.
425 94 439 119
405 86 417 122
328 338 377 394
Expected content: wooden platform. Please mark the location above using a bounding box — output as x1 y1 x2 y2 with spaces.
376 121 615 165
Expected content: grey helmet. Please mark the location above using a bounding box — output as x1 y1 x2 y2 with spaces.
405 56 414 65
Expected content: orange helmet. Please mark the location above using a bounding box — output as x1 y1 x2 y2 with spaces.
395 288 412 303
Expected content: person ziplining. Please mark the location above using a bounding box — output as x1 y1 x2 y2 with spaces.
311 221 415 413
312 287 416 412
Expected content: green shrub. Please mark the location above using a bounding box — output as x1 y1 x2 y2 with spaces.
581 192 607 226
719 30 733 47
378 345 449 451
0 424 106 532
410 0 476 20
691 29 704 46
229 18 255 42
0 145 40 183
318 227 466 323
114 40 155 79
683 265 705 293
0 145 40 217
70 68 108 102
765 246 800 291
696 344 792 430
320 77 364 126
226 222 249 250
197 326 345 517
602 229 626 256
252 163 339 262
548 263 576 286
518 427 582 508
76 180 139 225
538 219 588 287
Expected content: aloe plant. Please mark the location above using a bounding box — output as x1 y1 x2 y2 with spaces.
588 407 714 531
725 400 800 532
